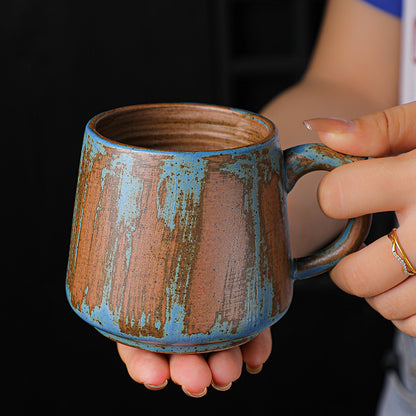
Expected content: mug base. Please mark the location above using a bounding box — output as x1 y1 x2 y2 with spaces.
96 328 259 353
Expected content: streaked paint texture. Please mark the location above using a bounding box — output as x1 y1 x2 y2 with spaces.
66 104 370 353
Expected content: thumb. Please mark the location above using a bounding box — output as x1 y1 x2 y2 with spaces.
303 101 416 157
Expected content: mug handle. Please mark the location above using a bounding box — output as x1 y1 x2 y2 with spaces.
283 143 372 280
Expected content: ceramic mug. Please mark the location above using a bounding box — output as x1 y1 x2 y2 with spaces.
66 103 371 353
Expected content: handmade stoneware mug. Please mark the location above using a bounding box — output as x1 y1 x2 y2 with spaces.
66 103 371 353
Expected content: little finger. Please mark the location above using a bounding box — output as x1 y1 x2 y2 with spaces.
392 315 416 338
366 275 416 321
240 328 272 374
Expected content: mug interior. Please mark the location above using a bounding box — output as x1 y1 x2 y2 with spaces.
90 104 274 152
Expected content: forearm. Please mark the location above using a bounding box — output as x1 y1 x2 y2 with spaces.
258 0 399 258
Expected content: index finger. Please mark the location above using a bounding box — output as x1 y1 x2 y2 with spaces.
306 101 416 157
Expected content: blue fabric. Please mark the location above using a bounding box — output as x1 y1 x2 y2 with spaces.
361 0 402 17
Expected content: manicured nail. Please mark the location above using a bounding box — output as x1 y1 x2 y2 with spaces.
144 380 168 391
211 381 232 392
303 117 356 134
246 364 263 374
181 386 208 398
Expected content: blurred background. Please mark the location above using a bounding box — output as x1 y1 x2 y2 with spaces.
7 0 394 413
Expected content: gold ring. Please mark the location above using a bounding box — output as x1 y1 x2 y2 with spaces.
388 228 416 276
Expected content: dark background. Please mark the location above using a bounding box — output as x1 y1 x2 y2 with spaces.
7 0 395 413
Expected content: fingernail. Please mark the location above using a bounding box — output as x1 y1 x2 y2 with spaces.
211 381 232 392
246 364 263 374
303 117 356 134
181 386 208 398
144 379 168 391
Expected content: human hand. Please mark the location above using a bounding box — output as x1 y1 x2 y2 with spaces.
305 101 416 337
117 328 271 397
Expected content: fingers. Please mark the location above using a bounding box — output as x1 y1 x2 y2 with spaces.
330 228 416 336
117 343 170 389
318 150 416 219
117 329 272 398
305 101 416 156
392 315 416 338
169 354 213 397
366 275 416 320
330 236 409 298
208 347 242 391
168 331 271 397
240 328 272 374
305 102 416 338
117 345 214 398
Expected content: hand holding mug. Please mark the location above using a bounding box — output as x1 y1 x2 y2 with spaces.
306 101 416 338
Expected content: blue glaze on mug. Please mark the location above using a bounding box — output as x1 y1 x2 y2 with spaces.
66 104 370 353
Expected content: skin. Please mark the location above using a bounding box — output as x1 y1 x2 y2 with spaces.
117 328 272 395
315 102 416 338
117 0 409 396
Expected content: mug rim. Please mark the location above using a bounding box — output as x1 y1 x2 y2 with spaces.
86 103 278 155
